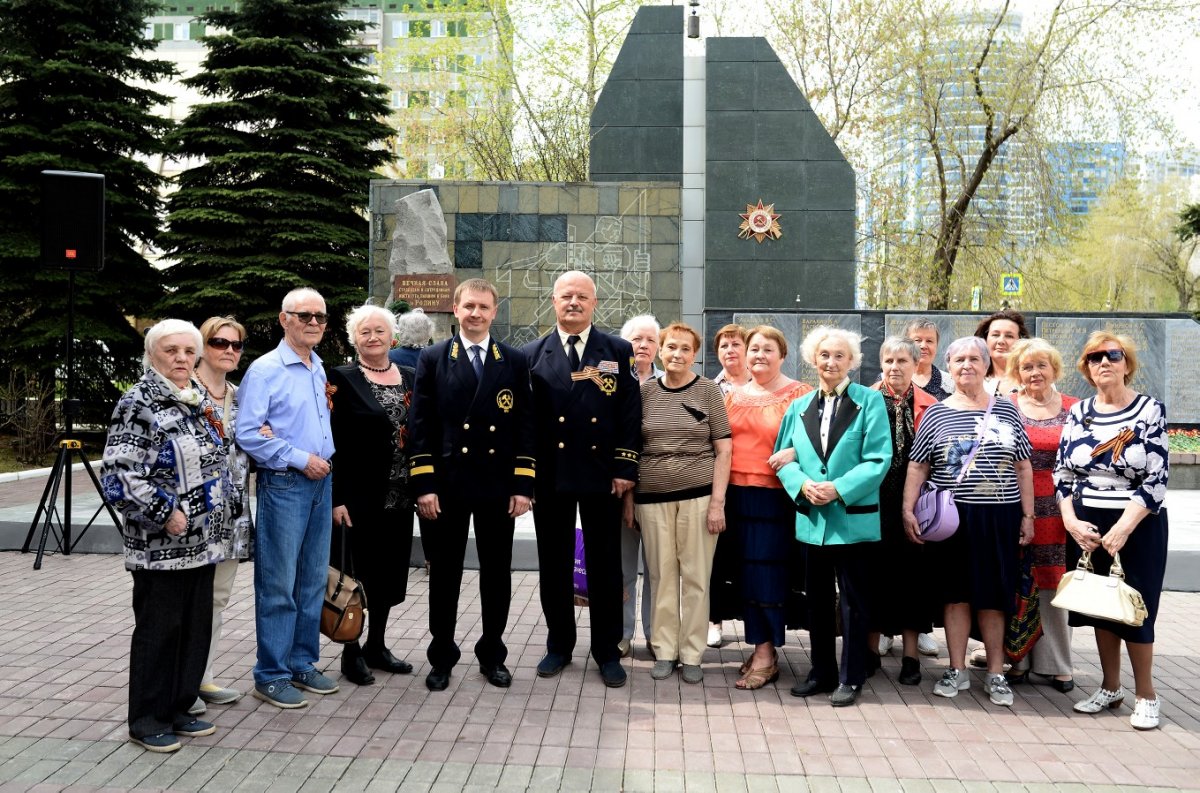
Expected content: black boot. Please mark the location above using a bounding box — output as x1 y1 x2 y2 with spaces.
898 655 922 686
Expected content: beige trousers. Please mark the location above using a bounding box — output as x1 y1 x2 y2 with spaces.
1014 587 1073 676
201 559 239 687
636 496 718 665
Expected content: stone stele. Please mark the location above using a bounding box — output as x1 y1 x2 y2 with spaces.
388 188 452 281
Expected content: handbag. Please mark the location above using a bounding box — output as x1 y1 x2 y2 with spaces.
321 524 368 643
1051 550 1147 627
913 398 995 541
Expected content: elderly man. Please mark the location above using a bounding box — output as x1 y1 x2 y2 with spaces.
236 288 337 709
523 271 642 687
617 314 661 657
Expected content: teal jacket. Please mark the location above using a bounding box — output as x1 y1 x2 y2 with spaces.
774 382 892 546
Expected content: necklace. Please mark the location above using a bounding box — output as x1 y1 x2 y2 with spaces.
358 359 393 373
1023 392 1056 408
196 372 226 400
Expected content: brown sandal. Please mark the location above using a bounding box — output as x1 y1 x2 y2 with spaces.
739 648 777 676
735 663 779 690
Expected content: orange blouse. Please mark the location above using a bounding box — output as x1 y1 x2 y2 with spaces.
726 381 812 488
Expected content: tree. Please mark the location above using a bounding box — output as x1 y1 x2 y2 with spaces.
763 0 1197 310
159 0 393 354
0 0 172 425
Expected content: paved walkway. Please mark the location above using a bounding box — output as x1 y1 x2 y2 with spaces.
3 549 1200 792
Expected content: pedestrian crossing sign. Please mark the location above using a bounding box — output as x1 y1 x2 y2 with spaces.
1000 273 1023 296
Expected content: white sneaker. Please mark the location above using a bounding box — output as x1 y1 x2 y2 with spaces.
877 635 894 655
933 668 970 698
706 623 722 648
984 674 1014 707
1131 697 1160 730
1073 686 1126 714
618 639 632 658
188 697 206 716
917 633 939 657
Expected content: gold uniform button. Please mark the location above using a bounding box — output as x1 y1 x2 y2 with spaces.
558 416 566 423
591 417 597 423
463 423 470 430
489 425 496 432
557 442 565 449
488 449 495 455
591 445 597 450
462 447 469 454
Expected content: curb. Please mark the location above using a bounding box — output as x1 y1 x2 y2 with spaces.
0 462 86 485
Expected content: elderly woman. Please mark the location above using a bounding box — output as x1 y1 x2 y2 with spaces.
902 336 1034 708
190 317 253 714
388 307 435 368
1055 332 1169 730
616 314 661 657
974 310 1029 397
775 327 891 707
726 326 812 690
102 319 228 752
1002 338 1078 692
867 337 938 685
905 318 953 400
708 323 751 646
629 322 731 684
330 305 417 685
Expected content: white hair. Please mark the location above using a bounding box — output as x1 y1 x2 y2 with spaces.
944 336 990 369
345 304 398 349
620 314 660 342
281 287 325 312
395 308 435 348
879 336 920 364
800 325 863 370
143 319 202 372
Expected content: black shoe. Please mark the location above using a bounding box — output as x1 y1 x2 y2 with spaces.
341 655 376 686
599 661 627 688
898 656 922 686
790 678 837 698
425 667 451 691
865 651 882 678
480 663 512 688
363 648 413 674
1006 670 1029 685
1034 673 1074 693
830 684 861 707
536 652 571 678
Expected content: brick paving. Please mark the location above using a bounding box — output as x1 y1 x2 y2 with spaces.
2 551 1200 791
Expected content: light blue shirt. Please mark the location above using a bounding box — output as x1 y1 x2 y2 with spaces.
235 339 335 471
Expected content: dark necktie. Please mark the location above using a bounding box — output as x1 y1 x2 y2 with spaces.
470 345 484 380
566 335 581 371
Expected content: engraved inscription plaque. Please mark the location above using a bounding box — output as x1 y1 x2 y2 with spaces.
734 313 862 383
1035 317 1165 402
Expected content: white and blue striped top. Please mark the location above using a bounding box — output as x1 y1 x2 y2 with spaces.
909 400 1031 505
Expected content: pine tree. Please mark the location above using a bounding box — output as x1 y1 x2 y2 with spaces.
160 0 393 354
0 0 172 424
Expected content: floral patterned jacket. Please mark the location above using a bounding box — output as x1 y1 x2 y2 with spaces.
101 369 228 571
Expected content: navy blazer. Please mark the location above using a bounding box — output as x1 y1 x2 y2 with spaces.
523 327 641 494
408 336 536 500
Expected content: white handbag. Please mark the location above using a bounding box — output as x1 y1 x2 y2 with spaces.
1051 551 1147 627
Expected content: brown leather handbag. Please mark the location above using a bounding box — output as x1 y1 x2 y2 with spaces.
321 526 367 643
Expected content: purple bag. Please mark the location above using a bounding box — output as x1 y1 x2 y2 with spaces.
573 526 589 606
913 398 995 542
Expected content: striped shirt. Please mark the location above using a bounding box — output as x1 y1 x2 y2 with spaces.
909 400 1032 504
634 375 731 503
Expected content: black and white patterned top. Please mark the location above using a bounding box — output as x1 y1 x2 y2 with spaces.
1053 393 1168 512
102 369 228 571
196 380 253 561
367 380 412 511
919 367 954 401
909 399 1032 504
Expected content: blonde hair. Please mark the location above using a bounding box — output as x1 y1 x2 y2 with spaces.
197 316 246 361
1006 338 1063 384
1078 331 1138 386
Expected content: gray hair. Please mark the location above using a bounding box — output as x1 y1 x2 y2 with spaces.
944 336 990 369
620 314 660 342
345 304 398 349
143 319 202 372
800 325 863 370
395 308 435 348
904 317 940 341
879 336 920 364
281 287 325 312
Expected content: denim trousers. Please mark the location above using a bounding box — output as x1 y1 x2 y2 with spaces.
253 469 332 686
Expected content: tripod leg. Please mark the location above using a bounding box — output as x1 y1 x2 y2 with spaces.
69 449 123 553
21 446 66 554
33 447 69 571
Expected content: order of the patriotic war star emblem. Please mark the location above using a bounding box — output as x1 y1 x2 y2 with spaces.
738 199 782 243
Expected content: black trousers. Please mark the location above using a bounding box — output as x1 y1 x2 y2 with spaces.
421 494 516 669
128 564 215 738
804 543 873 687
534 490 623 665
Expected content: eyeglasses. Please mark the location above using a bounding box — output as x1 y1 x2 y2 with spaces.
207 337 245 352
286 311 329 325
1084 349 1125 365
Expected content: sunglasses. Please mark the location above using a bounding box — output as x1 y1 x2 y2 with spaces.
286 311 329 325
1084 349 1125 365
208 337 245 352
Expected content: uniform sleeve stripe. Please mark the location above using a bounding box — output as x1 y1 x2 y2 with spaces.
514 467 536 478
410 465 435 476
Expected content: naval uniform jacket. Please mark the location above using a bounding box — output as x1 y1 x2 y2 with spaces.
523 327 641 495
408 336 536 500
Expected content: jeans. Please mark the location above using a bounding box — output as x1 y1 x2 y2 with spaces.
253 469 332 686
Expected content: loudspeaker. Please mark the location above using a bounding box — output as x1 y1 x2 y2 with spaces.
41 170 105 272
